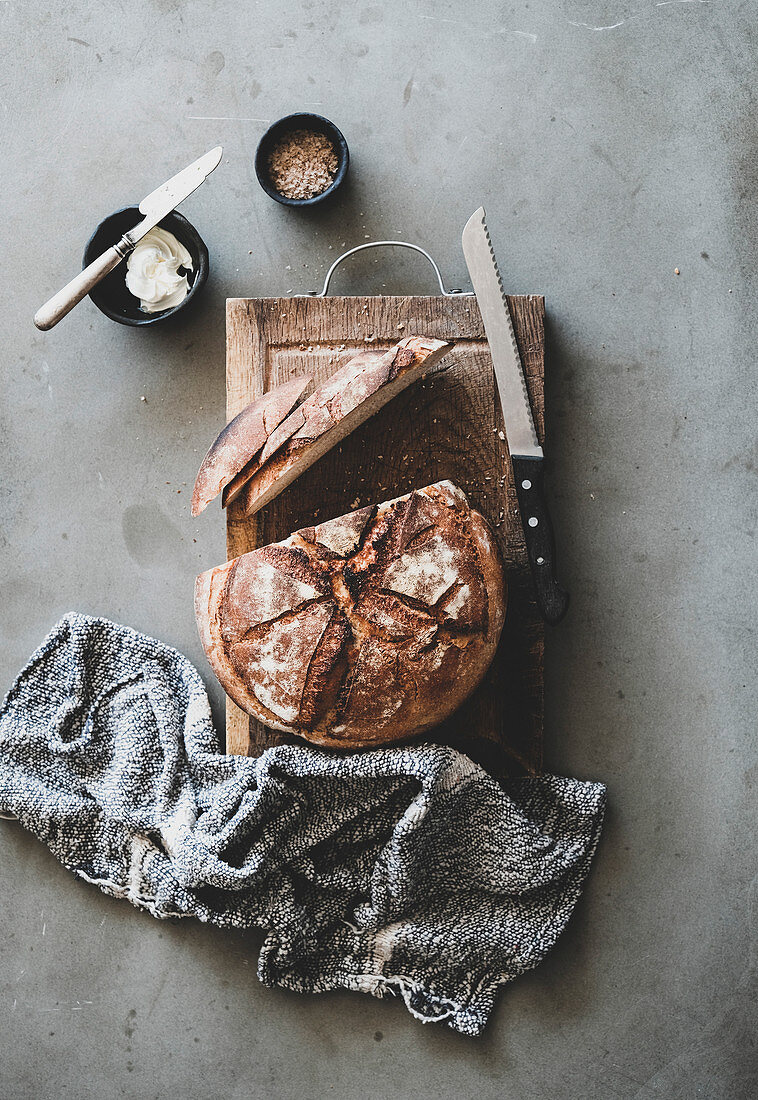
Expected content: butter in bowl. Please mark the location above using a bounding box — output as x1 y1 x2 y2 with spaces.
82 207 209 327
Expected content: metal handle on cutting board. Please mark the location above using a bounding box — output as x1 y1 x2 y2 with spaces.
315 241 472 297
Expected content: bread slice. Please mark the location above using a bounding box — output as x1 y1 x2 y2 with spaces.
191 374 310 516
221 351 387 509
230 336 453 517
195 481 506 749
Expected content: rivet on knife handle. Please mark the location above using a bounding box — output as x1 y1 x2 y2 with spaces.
511 455 569 624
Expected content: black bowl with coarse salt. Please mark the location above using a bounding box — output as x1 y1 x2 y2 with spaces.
255 113 349 207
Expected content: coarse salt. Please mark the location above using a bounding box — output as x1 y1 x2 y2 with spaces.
268 129 338 200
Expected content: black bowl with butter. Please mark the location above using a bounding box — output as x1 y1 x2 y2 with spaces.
82 207 209 327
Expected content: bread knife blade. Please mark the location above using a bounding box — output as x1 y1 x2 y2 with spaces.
462 206 569 624
34 145 223 331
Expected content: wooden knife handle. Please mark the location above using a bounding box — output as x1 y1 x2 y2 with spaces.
512 454 570 625
34 243 128 331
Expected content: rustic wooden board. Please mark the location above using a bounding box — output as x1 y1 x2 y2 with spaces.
223 294 545 776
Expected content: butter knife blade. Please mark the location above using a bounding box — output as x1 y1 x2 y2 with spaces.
129 145 223 246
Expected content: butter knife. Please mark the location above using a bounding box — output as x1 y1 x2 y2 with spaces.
34 146 223 331
462 206 569 624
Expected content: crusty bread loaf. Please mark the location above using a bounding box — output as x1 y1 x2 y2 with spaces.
232 336 453 517
191 373 310 516
195 481 506 749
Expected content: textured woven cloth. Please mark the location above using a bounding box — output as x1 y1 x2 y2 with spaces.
0 613 605 1036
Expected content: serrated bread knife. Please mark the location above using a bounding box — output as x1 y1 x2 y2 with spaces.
462 207 569 624
34 146 223 331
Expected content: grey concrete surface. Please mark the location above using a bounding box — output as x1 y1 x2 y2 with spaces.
1 0 756 1096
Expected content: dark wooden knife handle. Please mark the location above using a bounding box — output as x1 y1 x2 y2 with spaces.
511 454 570 625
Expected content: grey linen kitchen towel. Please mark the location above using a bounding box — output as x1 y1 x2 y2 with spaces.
0 613 605 1036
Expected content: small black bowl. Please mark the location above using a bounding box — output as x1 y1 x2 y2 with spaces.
82 207 209 326
255 113 349 207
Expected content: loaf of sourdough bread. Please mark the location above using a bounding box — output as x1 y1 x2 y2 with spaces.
195 481 506 748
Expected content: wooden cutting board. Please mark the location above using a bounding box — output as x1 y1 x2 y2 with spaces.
224 294 545 776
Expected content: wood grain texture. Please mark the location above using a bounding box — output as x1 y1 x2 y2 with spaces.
224 294 545 776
